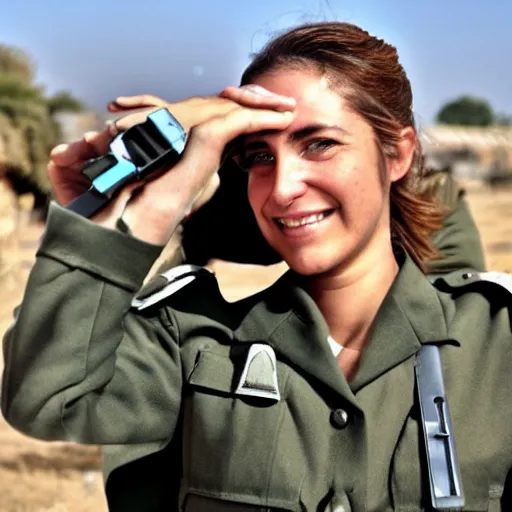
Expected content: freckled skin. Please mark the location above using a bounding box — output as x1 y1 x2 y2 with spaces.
246 69 397 278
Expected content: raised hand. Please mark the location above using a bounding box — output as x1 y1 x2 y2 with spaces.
47 87 296 244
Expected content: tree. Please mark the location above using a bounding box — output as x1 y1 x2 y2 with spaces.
47 90 84 115
495 113 512 127
436 96 494 127
0 44 34 83
0 43 85 213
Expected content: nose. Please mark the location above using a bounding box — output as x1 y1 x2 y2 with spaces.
270 158 307 208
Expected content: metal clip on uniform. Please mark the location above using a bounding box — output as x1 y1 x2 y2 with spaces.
416 344 465 511
66 109 186 218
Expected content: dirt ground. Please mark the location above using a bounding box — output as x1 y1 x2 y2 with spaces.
0 182 511 511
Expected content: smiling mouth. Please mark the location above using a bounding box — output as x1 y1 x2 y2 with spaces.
274 209 336 229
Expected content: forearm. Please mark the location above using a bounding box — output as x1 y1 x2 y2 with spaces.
2 204 181 444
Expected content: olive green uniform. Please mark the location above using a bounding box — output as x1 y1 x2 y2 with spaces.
424 171 486 274
2 203 511 511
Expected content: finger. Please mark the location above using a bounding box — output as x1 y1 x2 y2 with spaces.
111 101 220 136
47 161 91 204
50 139 97 167
190 107 294 155
83 130 113 155
50 129 112 167
219 85 296 111
107 102 124 113
47 160 86 191
168 97 237 131
110 96 237 136
47 160 85 179
107 94 167 112
110 108 160 133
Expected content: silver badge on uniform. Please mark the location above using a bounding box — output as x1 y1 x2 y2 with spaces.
235 344 281 402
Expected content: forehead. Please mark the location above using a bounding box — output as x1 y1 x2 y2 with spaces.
249 68 362 131
251 69 348 125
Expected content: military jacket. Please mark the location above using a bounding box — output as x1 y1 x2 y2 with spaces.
2 203 512 511
426 172 486 274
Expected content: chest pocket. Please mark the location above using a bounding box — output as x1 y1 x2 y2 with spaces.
179 347 305 511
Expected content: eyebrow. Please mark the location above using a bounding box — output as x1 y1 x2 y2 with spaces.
242 123 349 150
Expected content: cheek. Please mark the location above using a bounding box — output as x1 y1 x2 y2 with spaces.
331 164 383 218
247 175 270 215
327 161 366 201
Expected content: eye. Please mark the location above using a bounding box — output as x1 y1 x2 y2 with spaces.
239 151 275 172
304 138 339 154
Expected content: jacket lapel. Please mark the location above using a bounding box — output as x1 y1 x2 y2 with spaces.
349 257 459 509
350 256 455 393
234 272 357 406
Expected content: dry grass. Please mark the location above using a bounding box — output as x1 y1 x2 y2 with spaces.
0 442 105 512
461 182 512 271
0 181 510 511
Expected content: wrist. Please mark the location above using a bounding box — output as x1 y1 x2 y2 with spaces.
120 194 189 245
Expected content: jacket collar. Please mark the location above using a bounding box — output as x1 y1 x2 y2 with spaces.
350 254 456 392
234 254 456 402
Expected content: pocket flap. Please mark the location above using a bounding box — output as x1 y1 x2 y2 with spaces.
187 350 235 394
187 345 282 403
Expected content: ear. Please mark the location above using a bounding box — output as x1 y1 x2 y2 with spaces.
389 126 416 183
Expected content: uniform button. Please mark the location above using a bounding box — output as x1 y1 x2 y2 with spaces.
330 408 350 429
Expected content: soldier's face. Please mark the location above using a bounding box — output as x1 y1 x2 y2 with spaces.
242 68 407 277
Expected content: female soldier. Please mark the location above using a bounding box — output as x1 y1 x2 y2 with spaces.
2 22 511 511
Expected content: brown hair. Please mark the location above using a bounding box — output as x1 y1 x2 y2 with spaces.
241 22 444 271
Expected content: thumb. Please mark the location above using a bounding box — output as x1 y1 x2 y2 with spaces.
107 94 167 112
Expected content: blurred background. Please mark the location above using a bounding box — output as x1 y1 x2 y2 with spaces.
0 1 511 510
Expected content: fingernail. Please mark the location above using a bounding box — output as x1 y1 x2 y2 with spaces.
279 97 296 107
50 144 68 155
246 85 296 104
245 85 282 97
245 85 273 96
84 131 98 142
279 111 294 120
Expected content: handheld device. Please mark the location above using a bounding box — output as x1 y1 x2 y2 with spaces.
65 109 186 218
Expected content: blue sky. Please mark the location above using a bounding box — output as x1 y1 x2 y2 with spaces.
1 0 510 124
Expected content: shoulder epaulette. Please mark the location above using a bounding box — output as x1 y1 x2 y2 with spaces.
132 264 213 311
434 270 512 296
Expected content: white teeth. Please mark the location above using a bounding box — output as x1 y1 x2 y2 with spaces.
277 212 326 228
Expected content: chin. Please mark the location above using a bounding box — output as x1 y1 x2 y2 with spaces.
288 262 328 276
282 247 345 277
